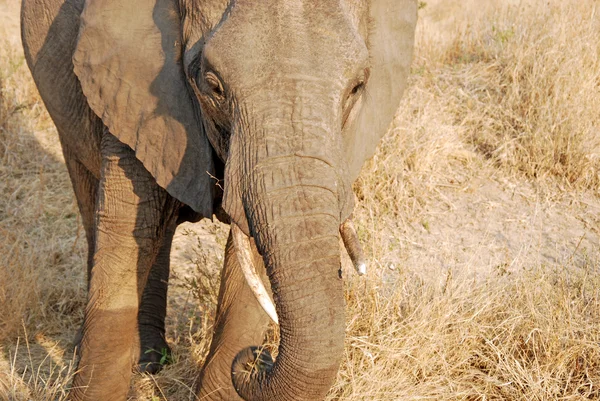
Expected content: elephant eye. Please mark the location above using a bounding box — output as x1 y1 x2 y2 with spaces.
342 70 369 128
350 81 365 96
204 71 225 99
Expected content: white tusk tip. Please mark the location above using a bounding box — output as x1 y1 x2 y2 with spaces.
250 284 279 324
269 311 279 325
355 262 367 276
259 296 279 324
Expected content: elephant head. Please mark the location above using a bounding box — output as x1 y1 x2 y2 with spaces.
72 0 416 399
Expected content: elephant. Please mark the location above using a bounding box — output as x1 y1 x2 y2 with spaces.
20 0 416 400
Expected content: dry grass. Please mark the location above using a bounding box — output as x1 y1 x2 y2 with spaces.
0 31 86 399
1 0 600 400
331 258 600 400
421 0 600 191
0 39 85 341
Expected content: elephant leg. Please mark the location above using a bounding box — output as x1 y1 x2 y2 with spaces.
137 223 176 374
64 152 98 287
70 133 179 401
196 231 272 400
63 153 99 349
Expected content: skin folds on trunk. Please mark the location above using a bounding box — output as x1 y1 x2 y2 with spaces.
231 154 346 401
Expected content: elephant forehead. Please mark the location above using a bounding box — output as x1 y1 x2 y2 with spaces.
203 0 368 87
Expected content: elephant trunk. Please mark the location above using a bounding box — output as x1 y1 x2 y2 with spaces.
231 152 346 401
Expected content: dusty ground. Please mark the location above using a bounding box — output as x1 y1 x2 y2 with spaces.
1 0 599 400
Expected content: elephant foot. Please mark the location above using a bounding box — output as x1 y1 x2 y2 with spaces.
137 331 172 374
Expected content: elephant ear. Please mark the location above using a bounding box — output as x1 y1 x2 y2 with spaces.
73 0 214 216
345 0 417 183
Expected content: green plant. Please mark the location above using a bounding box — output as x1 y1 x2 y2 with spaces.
144 347 173 366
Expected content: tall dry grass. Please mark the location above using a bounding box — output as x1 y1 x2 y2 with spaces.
425 0 599 190
449 3 599 190
0 35 86 399
1 0 599 400
0 40 86 340
330 258 600 400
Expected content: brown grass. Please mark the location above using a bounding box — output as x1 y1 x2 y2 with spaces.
0 40 85 341
331 258 600 400
1 0 600 400
419 0 600 191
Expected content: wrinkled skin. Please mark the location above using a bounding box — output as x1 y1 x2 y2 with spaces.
21 0 416 400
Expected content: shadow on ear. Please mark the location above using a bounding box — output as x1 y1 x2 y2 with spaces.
345 0 417 183
73 0 215 216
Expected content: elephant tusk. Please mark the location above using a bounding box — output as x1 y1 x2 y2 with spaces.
231 224 279 325
340 218 367 276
